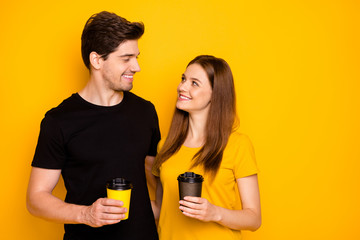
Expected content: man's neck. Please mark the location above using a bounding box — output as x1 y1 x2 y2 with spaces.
78 80 124 106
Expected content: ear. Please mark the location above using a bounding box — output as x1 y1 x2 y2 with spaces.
89 51 102 70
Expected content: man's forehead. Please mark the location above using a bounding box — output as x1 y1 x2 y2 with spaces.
115 40 140 56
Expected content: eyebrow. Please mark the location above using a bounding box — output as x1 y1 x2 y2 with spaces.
182 73 201 83
119 52 140 57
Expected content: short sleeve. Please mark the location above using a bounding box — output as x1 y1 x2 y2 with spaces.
232 133 259 179
31 115 66 169
147 103 161 157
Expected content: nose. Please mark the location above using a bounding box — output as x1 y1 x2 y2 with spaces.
130 59 141 72
178 79 191 94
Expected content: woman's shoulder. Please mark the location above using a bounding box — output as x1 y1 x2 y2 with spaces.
157 138 166 150
228 131 253 146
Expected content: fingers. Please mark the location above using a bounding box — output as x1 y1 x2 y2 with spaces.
179 197 205 216
102 205 127 214
179 198 203 210
179 197 216 222
98 198 127 215
179 202 204 221
83 198 128 227
99 198 127 214
101 197 124 207
183 196 203 203
179 204 199 214
181 209 199 219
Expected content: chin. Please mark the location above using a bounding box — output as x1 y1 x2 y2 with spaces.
176 102 183 110
124 86 133 92
116 85 133 92
176 104 188 112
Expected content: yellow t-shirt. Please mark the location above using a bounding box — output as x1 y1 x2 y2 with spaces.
153 132 258 240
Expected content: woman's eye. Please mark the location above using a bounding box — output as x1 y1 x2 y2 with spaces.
123 58 130 62
181 76 185 82
192 81 198 86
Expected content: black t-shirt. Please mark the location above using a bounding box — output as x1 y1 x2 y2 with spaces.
32 92 160 240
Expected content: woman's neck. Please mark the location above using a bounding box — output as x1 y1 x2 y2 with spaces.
184 112 208 148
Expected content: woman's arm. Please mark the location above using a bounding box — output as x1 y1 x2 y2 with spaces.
145 156 157 198
179 174 261 231
145 155 163 220
151 177 163 220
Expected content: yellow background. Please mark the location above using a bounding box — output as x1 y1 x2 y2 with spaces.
1 0 359 239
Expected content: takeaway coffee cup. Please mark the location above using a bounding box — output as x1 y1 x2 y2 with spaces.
177 172 204 201
106 178 133 220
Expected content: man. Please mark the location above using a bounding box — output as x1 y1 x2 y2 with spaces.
26 11 160 240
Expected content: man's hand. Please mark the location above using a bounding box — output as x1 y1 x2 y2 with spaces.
81 198 127 227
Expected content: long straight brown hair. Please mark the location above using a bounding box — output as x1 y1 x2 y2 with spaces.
153 55 237 178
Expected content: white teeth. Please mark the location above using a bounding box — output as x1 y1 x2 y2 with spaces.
179 95 190 100
123 75 133 78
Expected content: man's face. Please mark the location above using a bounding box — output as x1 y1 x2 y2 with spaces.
100 40 140 92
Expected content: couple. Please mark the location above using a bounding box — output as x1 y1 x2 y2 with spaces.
26 11 261 240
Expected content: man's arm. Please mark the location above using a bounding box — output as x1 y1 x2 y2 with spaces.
26 167 127 227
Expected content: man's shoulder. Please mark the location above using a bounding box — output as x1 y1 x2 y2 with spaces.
125 91 154 108
45 93 79 118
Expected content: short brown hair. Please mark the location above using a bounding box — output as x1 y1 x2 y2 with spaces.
81 11 144 70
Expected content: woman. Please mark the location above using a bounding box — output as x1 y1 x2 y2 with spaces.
152 55 261 239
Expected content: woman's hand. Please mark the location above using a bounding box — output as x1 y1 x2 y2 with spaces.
178 175 261 231
179 196 221 222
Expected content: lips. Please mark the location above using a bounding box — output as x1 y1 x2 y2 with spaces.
122 74 134 82
178 94 191 100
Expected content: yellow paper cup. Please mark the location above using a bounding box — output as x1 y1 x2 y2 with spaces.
106 178 133 220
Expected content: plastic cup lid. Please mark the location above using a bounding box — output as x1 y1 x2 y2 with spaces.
106 178 133 190
177 172 204 183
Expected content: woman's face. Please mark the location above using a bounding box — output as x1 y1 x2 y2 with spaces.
176 63 213 115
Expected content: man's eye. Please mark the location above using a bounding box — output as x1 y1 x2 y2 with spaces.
192 81 198 86
123 58 130 62
181 76 185 82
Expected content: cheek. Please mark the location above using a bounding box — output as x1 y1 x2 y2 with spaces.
115 62 127 74
119 66 127 74
203 90 212 102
